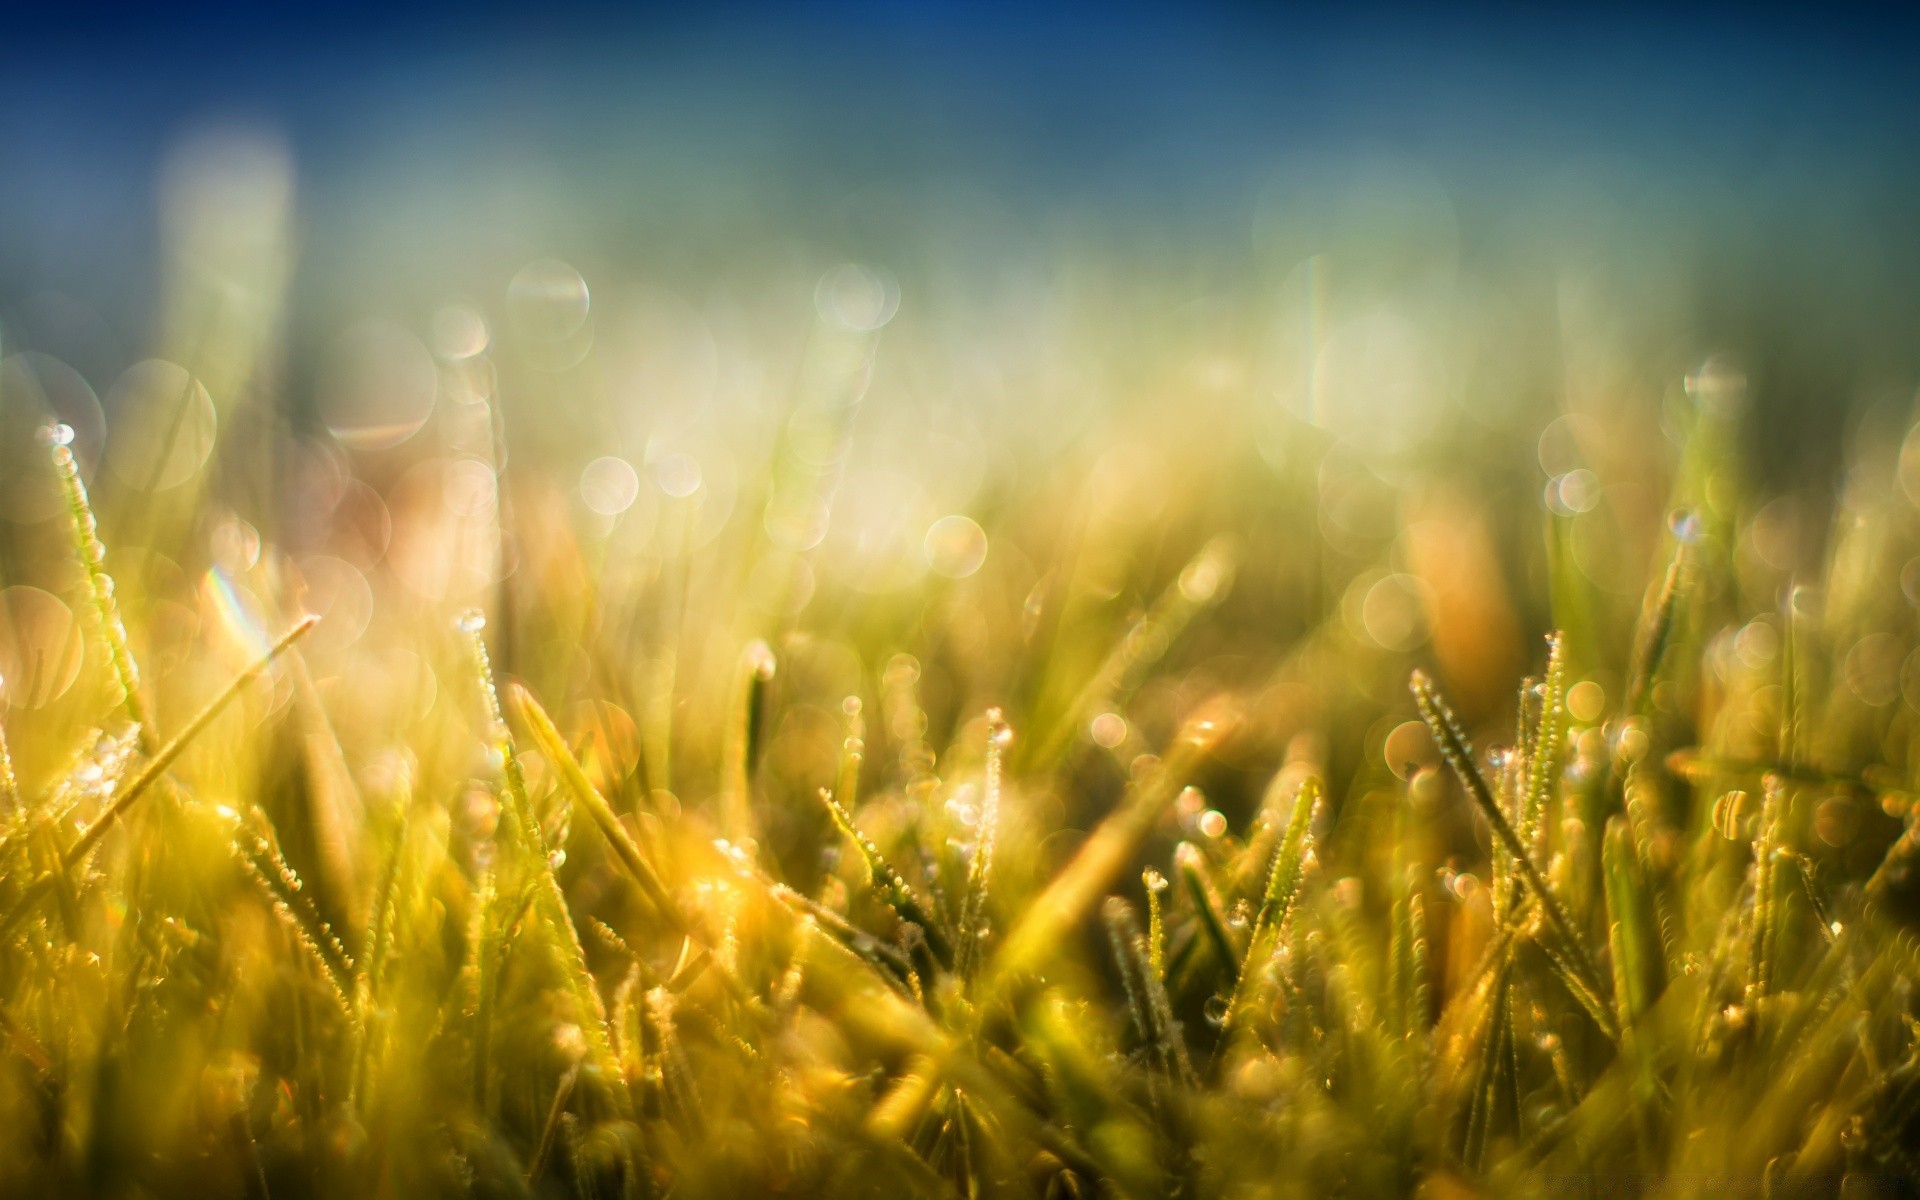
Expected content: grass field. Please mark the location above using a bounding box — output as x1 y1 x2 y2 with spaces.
4 153 1920 1198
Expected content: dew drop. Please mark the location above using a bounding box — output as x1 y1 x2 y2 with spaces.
1203 995 1231 1027
41 422 74 447
1713 790 1749 840
1142 867 1169 894
924 514 988 579
1179 556 1226 603
456 609 487 635
1172 841 1205 874
579 456 640 516
744 639 777 682
1615 722 1650 764
1668 508 1703 543
1552 469 1600 514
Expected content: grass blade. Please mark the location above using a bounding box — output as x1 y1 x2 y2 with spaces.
459 610 632 1119
507 681 688 935
1219 775 1319 1038
47 423 154 751
988 706 1236 992
816 786 954 970
956 708 1010 983
1411 669 1617 1044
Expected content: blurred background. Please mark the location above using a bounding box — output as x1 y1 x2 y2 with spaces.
4 1 1920 857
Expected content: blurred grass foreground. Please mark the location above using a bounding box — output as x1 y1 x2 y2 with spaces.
6 114 1920 1199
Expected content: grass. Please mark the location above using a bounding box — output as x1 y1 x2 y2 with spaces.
2 295 1920 1200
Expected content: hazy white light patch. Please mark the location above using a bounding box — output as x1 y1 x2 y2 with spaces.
1342 570 1431 652
1 354 105 523
296 556 374 655
763 490 831 552
343 647 439 729
324 479 393 571
319 321 438 451
1537 414 1602 477
605 290 719 437
1361 574 1430 651
649 451 702 499
210 517 262 573
429 305 490 361
441 457 498 518
816 264 899 331
1684 355 1747 419
1902 559 1920 608
1312 313 1442 454
1178 543 1233 603
924 515 988 579
1846 632 1902 707
1090 712 1128 748
389 458 502 601
105 360 217 491
158 125 292 280
1751 496 1807 571
0 586 84 709
508 259 591 344
748 551 815 615
836 468 933 594
580 456 640 516
1546 468 1600 515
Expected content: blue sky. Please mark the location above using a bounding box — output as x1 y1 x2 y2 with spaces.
3 1 1917 412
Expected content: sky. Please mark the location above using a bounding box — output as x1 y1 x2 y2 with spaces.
2 1 1917 471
